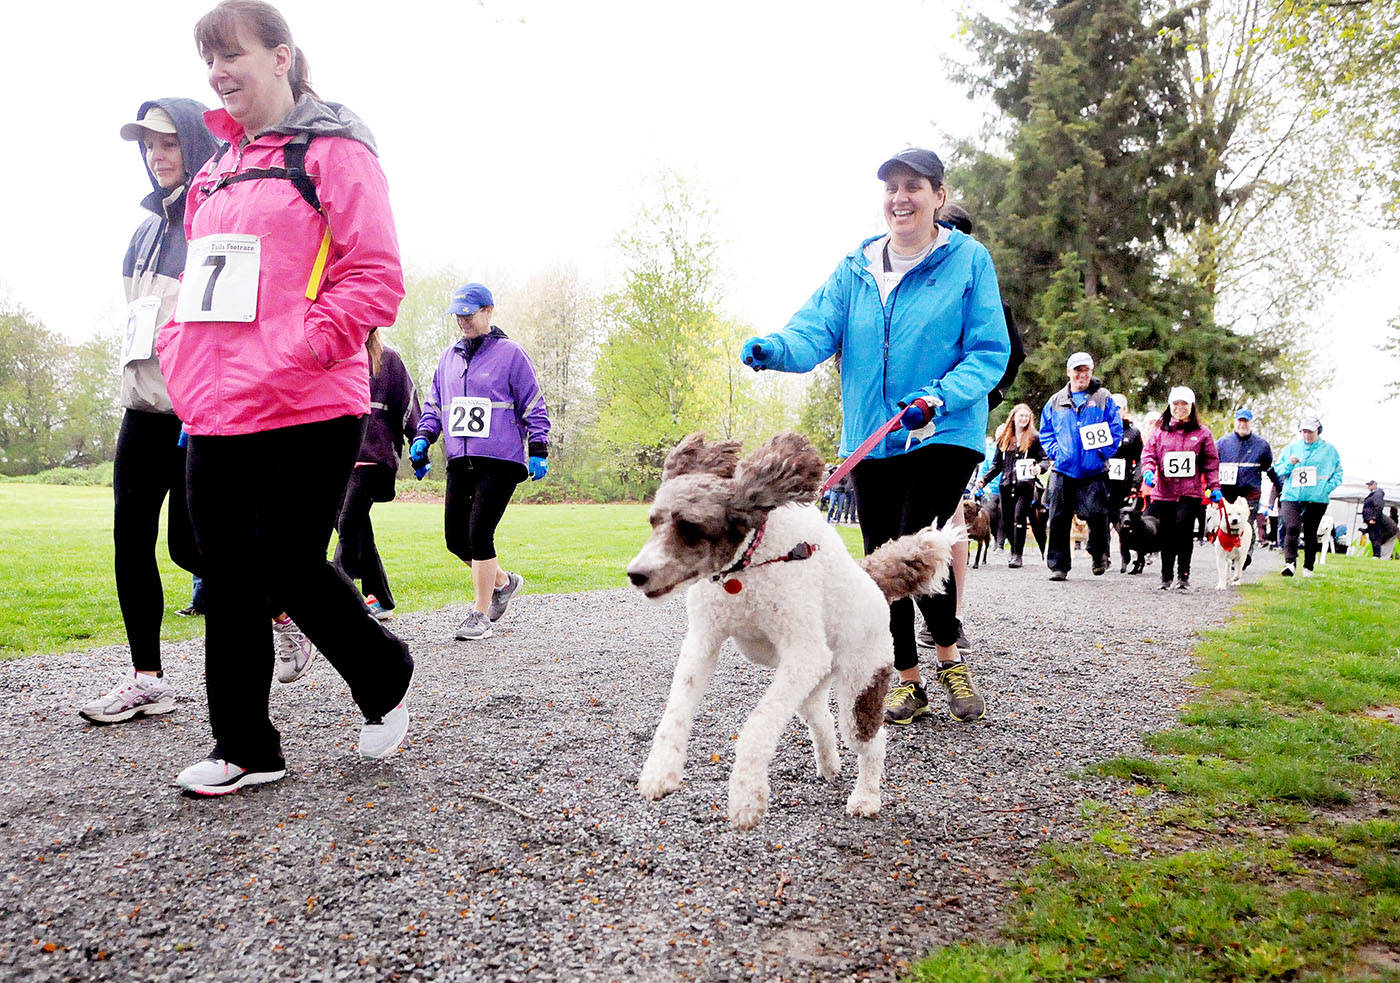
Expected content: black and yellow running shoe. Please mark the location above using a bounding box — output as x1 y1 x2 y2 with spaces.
883 680 931 725
936 661 986 722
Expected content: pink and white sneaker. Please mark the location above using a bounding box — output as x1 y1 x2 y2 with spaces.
79 672 175 724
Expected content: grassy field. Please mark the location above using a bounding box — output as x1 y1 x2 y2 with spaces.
0 485 865 657
914 554 1400 982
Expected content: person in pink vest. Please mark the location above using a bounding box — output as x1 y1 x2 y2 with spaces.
156 0 413 795
1139 386 1222 591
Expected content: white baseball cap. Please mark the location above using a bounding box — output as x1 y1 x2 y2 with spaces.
1298 414 1321 432
1066 352 1093 370
1168 386 1195 405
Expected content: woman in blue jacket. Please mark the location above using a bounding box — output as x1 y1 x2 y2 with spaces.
1274 414 1343 577
742 148 1009 726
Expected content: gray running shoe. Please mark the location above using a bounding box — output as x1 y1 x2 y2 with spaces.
80 672 175 724
487 571 524 623
273 617 317 684
455 609 493 641
936 661 986 722
915 624 935 649
883 680 930 725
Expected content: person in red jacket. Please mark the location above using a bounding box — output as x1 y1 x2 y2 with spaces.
156 0 414 795
1139 386 1222 591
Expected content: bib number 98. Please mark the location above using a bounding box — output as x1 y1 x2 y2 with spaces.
1079 422 1113 451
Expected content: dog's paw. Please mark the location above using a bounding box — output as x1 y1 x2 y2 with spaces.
637 763 682 800
845 789 881 818
815 748 842 783
727 778 769 830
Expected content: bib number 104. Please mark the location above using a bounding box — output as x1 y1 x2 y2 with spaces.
448 397 492 438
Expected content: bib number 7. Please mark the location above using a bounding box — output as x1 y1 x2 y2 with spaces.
176 234 261 323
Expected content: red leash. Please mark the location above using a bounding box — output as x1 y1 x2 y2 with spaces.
820 408 907 496
1211 499 1241 551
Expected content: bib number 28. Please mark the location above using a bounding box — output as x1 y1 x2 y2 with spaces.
1079 421 1113 451
448 397 492 439
175 234 261 323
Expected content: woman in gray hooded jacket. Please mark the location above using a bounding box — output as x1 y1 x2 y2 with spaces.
80 100 218 724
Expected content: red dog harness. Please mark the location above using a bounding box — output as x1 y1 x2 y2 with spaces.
1208 500 1241 551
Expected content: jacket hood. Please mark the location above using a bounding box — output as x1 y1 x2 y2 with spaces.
204 94 379 154
134 98 219 213
852 226 965 268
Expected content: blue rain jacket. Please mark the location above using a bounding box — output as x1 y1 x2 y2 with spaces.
1038 381 1123 479
1275 437 1343 504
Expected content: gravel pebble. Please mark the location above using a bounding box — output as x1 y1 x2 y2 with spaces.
0 541 1265 980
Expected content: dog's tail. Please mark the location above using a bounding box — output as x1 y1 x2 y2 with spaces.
858 523 962 602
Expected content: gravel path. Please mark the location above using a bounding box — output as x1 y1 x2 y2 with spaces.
1 541 1272 981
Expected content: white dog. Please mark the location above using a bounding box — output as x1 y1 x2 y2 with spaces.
1317 512 1335 564
1206 495 1254 589
626 432 958 830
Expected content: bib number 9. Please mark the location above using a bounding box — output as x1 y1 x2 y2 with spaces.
1218 462 1239 485
122 297 161 364
1293 466 1318 488
1079 421 1113 451
1107 458 1126 482
175 234 261 323
1163 451 1196 478
448 397 492 439
1015 458 1037 482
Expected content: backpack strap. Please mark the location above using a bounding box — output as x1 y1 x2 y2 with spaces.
202 134 320 213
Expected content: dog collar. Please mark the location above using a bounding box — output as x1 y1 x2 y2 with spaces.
711 517 820 594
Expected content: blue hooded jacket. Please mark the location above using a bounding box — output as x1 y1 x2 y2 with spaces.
757 230 1009 458
1275 437 1343 504
1038 380 1123 479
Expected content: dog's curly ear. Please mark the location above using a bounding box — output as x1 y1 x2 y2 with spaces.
731 432 824 515
662 432 743 481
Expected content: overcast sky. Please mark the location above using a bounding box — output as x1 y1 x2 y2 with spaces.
2 0 1394 479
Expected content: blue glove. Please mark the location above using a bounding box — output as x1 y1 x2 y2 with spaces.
413 460 432 481
1143 470 1156 488
899 398 931 430
742 337 775 371
974 487 984 500
528 456 548 481
409 437 430 466
1210 489 1222 503
177 427 189 449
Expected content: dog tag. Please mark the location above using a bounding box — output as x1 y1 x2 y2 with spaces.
1107 458 1126 482
1079 421 1113 451
1219 463 1239 485
1293 465 1317 488
722 578 743 594
1163 451 1196 478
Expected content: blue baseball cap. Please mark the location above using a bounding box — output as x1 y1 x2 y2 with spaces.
1234 408 1253 420
446 283 494 316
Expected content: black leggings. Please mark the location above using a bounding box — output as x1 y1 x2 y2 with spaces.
444 456 520 562
1148 497 1202 583
334 463 396 609
113 409 201 673
852 443 982 672
1000 481 1036 556
187 415 413 771
1281 501 1327 570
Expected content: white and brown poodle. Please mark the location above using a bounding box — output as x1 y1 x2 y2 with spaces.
626 431 959 830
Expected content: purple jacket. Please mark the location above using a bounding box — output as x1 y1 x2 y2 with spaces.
1141 418 1220 503
417 328 550 478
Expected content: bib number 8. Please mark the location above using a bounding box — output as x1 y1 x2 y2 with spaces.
448 397 492 439
1293 466 1317 488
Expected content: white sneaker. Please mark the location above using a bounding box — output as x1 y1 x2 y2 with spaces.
176 758 285 796
1301 567 1315 578
1281 563 1295 577
455 609 493 640
79 672 175 724
359 702 409 760
273 617 317 683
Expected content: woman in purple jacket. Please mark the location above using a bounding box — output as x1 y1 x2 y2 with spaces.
409 284 550 641
1140 386 1221 591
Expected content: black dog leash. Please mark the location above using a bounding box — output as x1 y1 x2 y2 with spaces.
711 517 820 595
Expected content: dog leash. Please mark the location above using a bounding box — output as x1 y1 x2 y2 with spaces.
820 408 907 496
1210 499 1241 551
711 516 820 595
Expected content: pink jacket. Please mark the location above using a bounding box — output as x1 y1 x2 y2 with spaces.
1141 418 1220 503
157 105 404 436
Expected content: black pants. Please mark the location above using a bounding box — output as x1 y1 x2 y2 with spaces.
999 481 1036 557
334 463 396 610
113 409 201 673
1149 497 1201 583
1045 472 1110 573
444 456 520 563
852 443 982 672
1281 501 1327 570
187 415 413 771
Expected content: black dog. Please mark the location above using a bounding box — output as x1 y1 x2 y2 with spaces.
1117 502 1160 574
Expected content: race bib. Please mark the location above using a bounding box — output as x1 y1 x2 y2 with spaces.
1079 421 1113 451
1107 458 1126 482
1293 466 1318 488
1162 451 1196 478
175 234 260 323
1219 463 1239 485
448 396 492 439
121 297 161 365
1015 458 1037 482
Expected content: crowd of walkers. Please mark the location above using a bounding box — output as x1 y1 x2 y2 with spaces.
82 4 1380 798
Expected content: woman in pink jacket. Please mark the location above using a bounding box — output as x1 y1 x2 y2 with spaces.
156 0 413 795
1139 386 1222 591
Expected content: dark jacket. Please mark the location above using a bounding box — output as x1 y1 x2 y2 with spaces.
1216 432 1280 498
987 304 1024 412
1363 488 1398 542
1108 421 1143 491
359 346 420 474
120 98 219 413
988 432 1046 488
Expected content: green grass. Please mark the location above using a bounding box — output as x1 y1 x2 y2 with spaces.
914 556 1400 982
0 484 865 657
